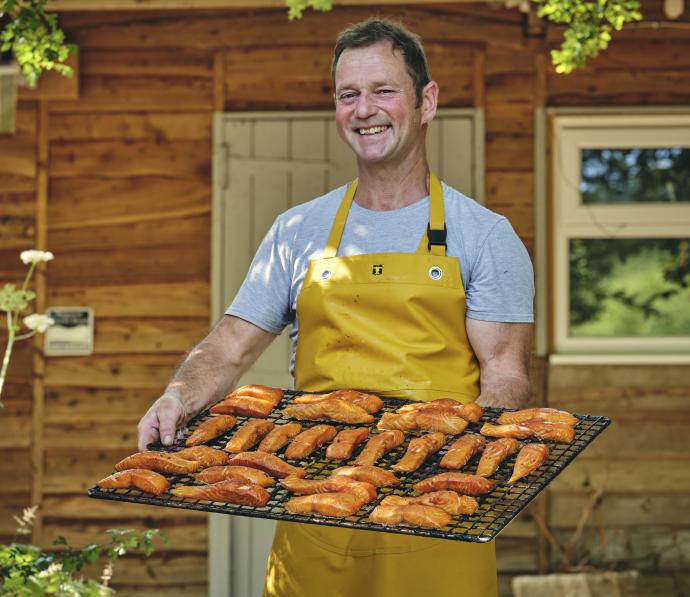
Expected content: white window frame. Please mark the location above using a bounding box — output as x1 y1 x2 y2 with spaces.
550 112 690 360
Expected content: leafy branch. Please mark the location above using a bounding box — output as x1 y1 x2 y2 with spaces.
0 0 76 87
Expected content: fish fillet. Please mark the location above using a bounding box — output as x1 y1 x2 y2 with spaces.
481 419 575 443
171 478 269 506
476 438 519 477
257 423 302 453
227 451 307 478
224 419 274 453
439 434 486 470
284 492 365 517
226 384 284 402
295 390 384 414
283 400 374 424
175 446 229 467
508 443 550 483
377 411 468 435
330 465 399 487
284 424 337 460
97 469 169 495
397 399 484 423
326 427 370 460
115 451 200 474
413 472 494 496
369 503 451 530
195 465 275 487
382 492 478 516
392 432 446 472
210 395 278 418
185 415 237 446
280 476 376 503
497 407 578 426
353 430 405 466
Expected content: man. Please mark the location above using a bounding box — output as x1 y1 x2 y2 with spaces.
138 18 534 597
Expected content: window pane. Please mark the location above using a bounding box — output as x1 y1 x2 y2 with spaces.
580 148 690 204
569 238 690 337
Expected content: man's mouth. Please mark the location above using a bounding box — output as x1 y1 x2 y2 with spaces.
357 125 390 136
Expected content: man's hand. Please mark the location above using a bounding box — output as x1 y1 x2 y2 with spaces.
466 319 533 410
137 393 187 451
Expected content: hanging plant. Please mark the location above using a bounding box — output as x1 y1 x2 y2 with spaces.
0 0 76 87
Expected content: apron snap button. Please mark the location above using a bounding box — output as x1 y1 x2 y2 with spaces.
428 266 443 280
321 269 332 280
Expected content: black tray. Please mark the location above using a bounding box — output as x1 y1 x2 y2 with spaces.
87 391 610 543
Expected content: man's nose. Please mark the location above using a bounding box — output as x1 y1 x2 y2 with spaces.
354 92 377 119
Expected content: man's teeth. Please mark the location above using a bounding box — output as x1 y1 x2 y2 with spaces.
358 126 388 135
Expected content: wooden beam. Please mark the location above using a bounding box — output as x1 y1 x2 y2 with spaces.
47 0 495 9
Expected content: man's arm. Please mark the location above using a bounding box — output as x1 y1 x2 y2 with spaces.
465 319 533 410
137 315 277 451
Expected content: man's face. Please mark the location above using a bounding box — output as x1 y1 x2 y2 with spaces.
334 42 434 166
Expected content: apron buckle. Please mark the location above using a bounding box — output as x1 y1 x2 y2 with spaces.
427 224 447 251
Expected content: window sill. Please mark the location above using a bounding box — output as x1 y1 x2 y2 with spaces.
548 353 690 366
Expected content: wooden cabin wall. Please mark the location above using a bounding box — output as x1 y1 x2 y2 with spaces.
0 1 687 594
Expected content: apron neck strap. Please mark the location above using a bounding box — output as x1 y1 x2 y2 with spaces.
323 173 446 259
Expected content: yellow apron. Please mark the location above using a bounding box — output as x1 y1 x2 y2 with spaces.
263 174 497 597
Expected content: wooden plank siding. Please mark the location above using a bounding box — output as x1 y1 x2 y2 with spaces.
0 0 687 593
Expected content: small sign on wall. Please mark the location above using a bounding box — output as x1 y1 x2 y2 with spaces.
45 307 94 356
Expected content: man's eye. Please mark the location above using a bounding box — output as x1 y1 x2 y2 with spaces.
338 93 357 102
376 89 394 95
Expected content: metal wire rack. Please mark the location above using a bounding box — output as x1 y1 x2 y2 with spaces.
87 390 610 543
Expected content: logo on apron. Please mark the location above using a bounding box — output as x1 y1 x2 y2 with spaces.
372 264 384 276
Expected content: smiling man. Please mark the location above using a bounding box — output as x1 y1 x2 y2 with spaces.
137 18 534 597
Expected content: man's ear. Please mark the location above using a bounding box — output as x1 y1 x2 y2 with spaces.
420 80 439 126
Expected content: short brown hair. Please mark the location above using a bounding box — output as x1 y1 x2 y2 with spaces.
331 18 431 107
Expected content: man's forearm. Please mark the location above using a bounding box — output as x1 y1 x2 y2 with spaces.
475 369 532 410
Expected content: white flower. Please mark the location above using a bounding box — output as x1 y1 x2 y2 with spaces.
24 313 55 333
20 250 55 265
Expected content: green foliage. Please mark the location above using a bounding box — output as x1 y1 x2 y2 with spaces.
0 529 167 596
0 0 76 87
533 0 642 73
0 284 34 322
284 0 332 20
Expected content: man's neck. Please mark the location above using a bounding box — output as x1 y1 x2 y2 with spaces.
353 157 430 212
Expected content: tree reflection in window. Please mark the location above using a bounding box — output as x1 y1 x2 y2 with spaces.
569 238 690 337
580 148 690 204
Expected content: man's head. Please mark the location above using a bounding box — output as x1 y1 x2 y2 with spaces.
331 18 431 108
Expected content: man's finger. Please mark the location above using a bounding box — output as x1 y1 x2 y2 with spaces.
157 402 181 446
137 417 160 452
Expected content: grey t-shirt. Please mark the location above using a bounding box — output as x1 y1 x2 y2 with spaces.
226 181 534 373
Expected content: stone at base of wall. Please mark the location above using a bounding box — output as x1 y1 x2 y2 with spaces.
512 570 639 597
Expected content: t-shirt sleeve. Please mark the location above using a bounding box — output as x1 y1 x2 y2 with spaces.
225 215 293 334
465 218 535 323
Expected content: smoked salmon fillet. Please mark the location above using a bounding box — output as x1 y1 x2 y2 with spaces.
227 452 307 478
497 408 578 427
224 419 274 453
284 425 337 460
170 478 269 506
439 434 486 470
397 400 484 423
476 438 519 477
195 465 275 487
369 503 451 530
280 476 377 503
377 411 468 435
185 415 237 446
508 443 550 483
175 446 229 467
97 469 169 495
392 432 446 472
353 430 405 466
330 465 399 487
481 419 576 443
283 400 374 424
382 492 478 516
209 384 283 418
295 390 384 414
413 472 494 496
115 451 200 474
257 423 302 453
284 492 365 517
326 427 370 460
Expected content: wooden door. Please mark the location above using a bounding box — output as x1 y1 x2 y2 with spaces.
211 108 482 597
